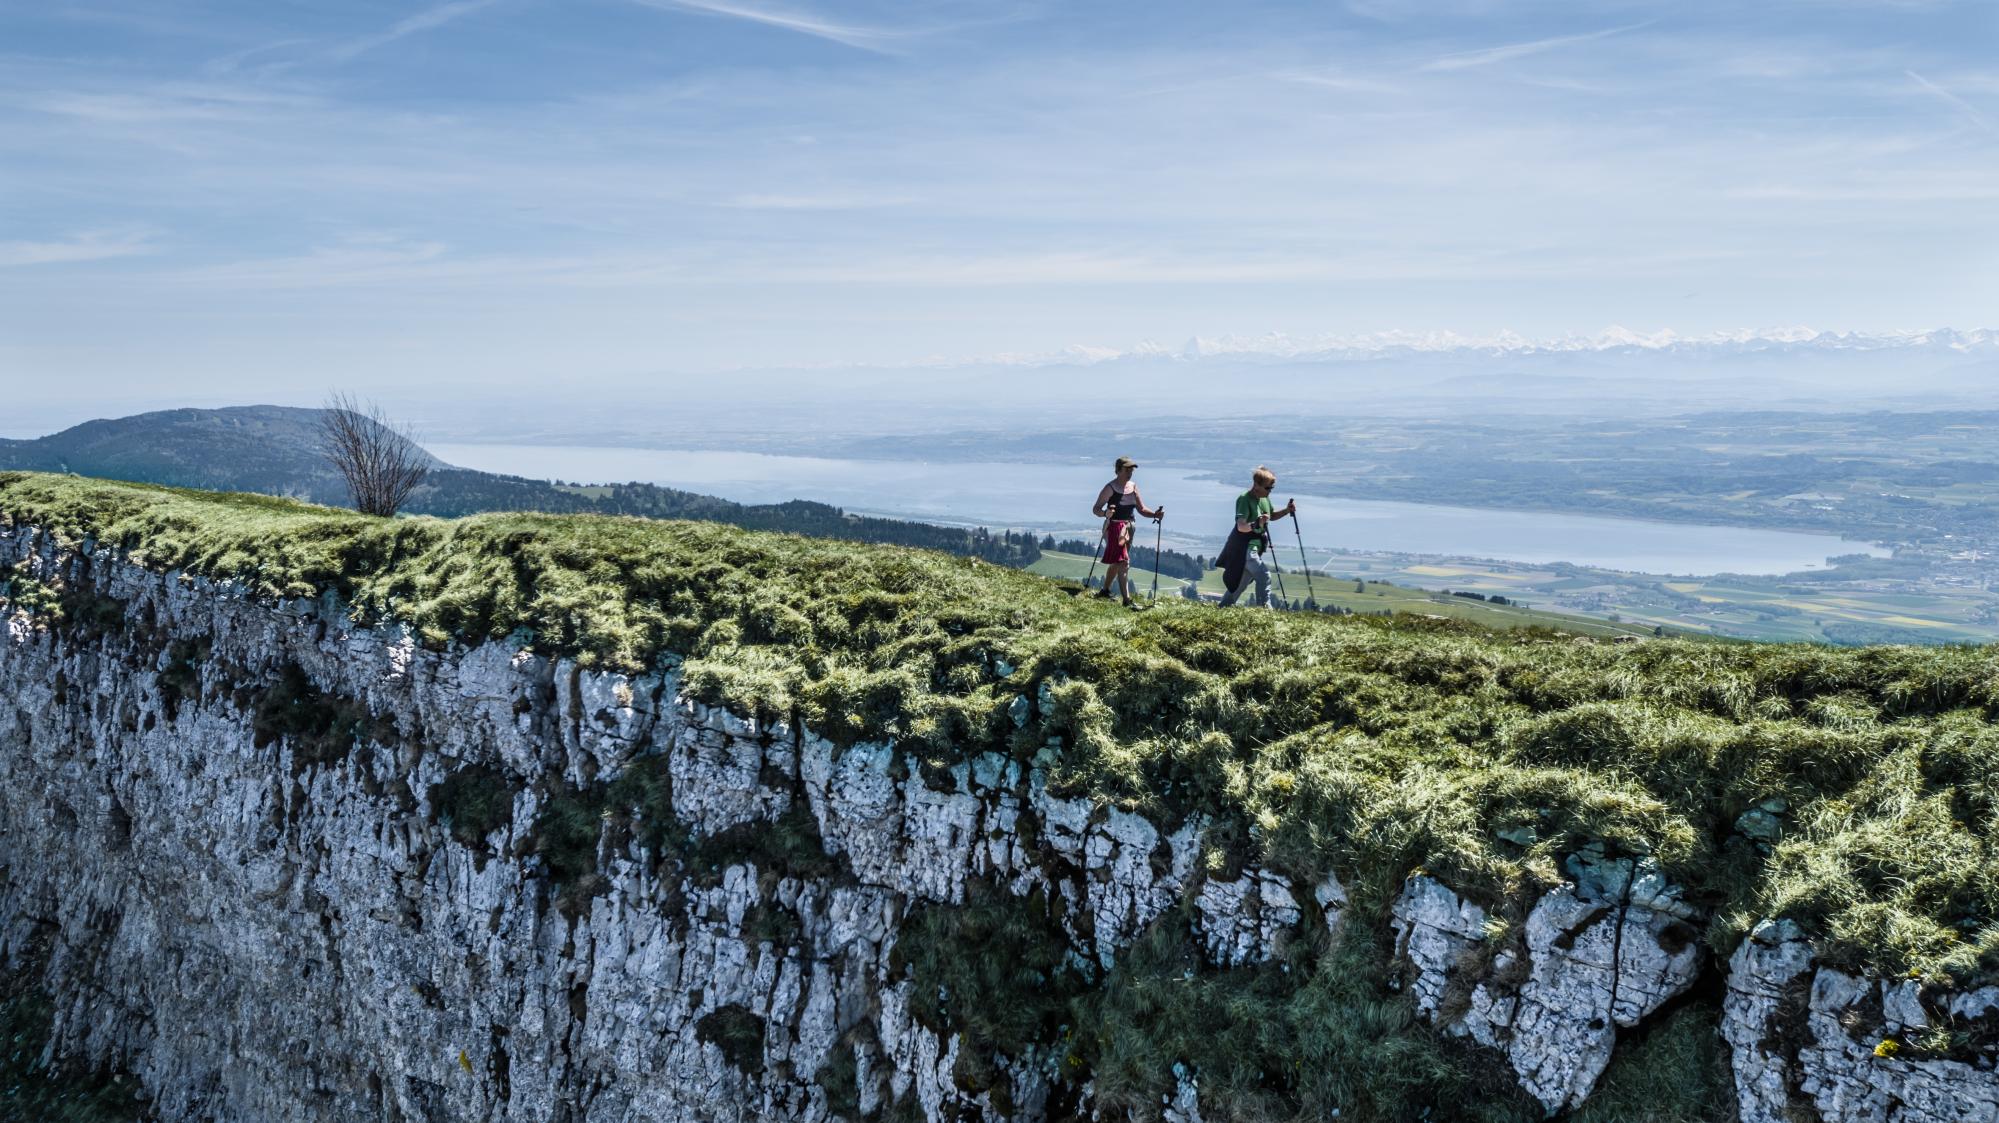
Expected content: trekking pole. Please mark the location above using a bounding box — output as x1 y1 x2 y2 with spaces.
1265 525 1289 606
1290 505 1317 607
1069 520 1109 596
1149 515 1163 601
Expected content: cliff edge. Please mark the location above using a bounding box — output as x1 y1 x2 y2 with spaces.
1 471 1995 1122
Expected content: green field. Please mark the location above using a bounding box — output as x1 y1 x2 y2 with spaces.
1024 548 1196 599
1030 550 1666 638
1278 552 1999 647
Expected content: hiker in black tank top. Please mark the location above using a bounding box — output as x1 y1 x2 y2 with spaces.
1092 456 1164 608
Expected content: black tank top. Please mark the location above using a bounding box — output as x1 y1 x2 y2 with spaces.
1106 481 1139 521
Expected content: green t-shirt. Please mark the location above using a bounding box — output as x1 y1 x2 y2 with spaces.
1235 492 1273 554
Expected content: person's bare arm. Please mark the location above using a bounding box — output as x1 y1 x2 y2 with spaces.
1133 487 1164 520
1092 483 1115 518
1237 499 1295 533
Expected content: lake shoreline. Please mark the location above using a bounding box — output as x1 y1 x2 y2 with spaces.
430 443 1889 579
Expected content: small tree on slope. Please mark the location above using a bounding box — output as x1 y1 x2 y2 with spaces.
321 392 429 517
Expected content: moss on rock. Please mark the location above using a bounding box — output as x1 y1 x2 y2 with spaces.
4 470 1997 988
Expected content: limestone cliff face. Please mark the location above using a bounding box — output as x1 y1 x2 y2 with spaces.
1391 860 1705 1114
1722 920 1999 1123
2 522 1996 1122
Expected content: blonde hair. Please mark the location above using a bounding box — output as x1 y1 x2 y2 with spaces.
1251 466 1276 487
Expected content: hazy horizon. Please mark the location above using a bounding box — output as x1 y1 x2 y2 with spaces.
6 324 1997 441
6 0 1996 411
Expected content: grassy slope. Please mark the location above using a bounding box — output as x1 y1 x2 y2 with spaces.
1027 548 1191 594
4 471 1998 991
1029 549 1670 639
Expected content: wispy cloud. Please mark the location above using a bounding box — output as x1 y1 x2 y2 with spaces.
1420 22 1651 72
628 0 905 54
5 0 1995 380
27 82 312 125
0 230 155 268
163 244 1591 292
326 0 503 63
1728 179 1999 203
723 191 917 209
174 237 455 288
1271 69 1402 95
202 37 312 77
1906 70 1995 134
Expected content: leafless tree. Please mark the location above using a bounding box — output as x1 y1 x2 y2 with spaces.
321 392 430 517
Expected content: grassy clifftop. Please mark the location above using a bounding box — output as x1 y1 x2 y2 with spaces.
3 469 1997 994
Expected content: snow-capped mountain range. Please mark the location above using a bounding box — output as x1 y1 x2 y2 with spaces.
967 326 1999 368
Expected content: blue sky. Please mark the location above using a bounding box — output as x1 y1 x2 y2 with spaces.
2 0 1995 409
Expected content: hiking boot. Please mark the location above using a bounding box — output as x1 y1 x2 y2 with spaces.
1093 588 1114 600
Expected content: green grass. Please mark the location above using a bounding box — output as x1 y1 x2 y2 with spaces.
1185 566 1663 638
4 470 1996 978
1027 548 1189 594
1078 913 1540 1123
695 1005 766 1076
429 764 515 849
1312 552 1999 647
1030 546 1669 638
6 470 1999 1119
894 881 1084 1050
1568 999 1736 1123
0 566 63 619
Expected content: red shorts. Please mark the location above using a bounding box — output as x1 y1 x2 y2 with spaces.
1101 520 1131 564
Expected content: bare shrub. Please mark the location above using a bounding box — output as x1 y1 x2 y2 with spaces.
321 392 429 517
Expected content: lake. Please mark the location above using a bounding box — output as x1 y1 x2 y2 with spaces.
429 444 1889 576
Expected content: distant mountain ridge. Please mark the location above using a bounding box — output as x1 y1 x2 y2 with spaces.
0 405 1056 568
962 326 1999 368
0 406 348 500
687 325 1998 424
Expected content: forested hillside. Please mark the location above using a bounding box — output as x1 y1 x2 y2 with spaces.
0 406 1045 567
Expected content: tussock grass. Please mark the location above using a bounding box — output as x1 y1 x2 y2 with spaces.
4 471 1995 978
1569 999 1735 1123
428 765 515 849
6 471 1999 1118
1078 918 1540 1123
893 882 1084 1056
695 1005 766 1076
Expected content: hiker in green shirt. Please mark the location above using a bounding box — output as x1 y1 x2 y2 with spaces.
1217 466 1296 608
